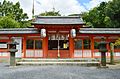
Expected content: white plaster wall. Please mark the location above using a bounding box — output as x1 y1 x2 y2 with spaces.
14 37 22 58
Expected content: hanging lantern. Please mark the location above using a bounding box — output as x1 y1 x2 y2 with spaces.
71 29 76 38
41 29 46 38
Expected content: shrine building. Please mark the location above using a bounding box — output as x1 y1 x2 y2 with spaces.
0 16 120 58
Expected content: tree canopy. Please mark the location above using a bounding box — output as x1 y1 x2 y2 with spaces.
114 38 120 46
39 10 61 16
106 0 120 28
0 0 28 21
82 0 120 28
68 14 81 16
0 0 30 28
0 16 20 28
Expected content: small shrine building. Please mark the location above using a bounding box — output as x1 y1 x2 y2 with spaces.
0 16 120 58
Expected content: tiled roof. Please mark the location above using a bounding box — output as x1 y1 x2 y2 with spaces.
79 28 120 34
0 28 39 34
0 28 120 34
32 16 85 25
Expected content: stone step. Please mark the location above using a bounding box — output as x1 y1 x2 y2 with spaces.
20 58 99 62
16 58 100 66
17 61 100 66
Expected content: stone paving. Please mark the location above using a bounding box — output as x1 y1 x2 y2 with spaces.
0 63 120 79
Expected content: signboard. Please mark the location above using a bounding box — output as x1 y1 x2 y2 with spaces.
49 35 68 40
0 43 7 48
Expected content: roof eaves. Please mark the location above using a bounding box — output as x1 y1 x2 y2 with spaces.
32 22 86 25
36 16 81 18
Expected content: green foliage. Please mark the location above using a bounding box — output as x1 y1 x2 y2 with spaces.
114 38 120 46
39 11 61 16
68 14 81 16
19 21 31 28
82 1 120 28
82 2 109 28
0 0 28 21
106 0 120 28
0 16 20 28
0 0 30 28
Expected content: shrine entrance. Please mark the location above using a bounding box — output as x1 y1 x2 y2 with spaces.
48 34 70 58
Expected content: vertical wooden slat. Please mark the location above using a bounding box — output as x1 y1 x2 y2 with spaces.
43 37 48 58
69 36 74 58
106 36 109 57
82 39 84 58
91 36 94 58
23 36 26 58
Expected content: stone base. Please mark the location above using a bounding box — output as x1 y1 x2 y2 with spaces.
109 63 116 65
9 66 17 68
98 65 109 69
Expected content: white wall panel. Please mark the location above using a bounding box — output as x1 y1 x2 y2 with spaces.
83 50 91 57
74 50 82 57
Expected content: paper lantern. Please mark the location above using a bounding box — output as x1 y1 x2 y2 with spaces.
71 29 76 38
41 29 46 38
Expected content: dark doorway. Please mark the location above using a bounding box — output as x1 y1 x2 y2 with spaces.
48 40 69 50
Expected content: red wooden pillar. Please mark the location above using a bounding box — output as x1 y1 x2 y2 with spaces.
106 36 109 57
23 36 26 58
42 36 48 58
69 36 74 58
91 36 94 58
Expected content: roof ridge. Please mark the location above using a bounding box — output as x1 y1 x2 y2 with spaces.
37 16 81 18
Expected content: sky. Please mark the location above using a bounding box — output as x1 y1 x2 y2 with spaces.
0 0 111 19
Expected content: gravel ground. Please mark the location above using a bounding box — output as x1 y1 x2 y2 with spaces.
0 63 120 79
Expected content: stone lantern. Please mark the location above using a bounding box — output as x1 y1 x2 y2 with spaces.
7 37 19 66
99 38 108 67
